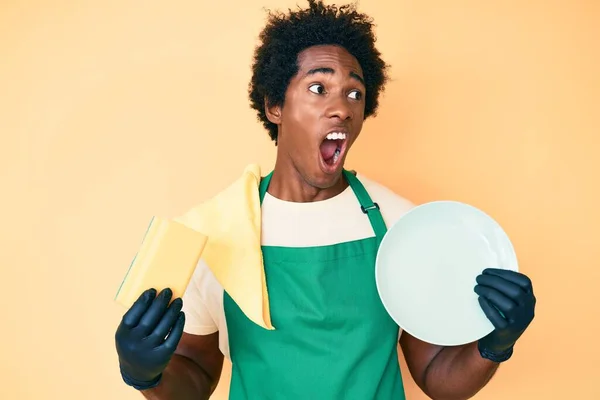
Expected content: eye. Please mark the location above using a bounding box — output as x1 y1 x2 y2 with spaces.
348 90 362 100
308 83 326 94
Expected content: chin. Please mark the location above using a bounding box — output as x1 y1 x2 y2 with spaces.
310 160 347 189
310 175 342 189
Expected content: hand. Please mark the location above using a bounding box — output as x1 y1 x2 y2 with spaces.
115 288 185 390
474 268 536 362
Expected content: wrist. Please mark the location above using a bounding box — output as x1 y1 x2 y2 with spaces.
119 364 162 391
477 341 514 363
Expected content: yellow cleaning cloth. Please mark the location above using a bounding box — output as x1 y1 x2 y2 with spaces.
173 164 274 330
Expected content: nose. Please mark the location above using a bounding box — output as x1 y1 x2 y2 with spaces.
325 95 352 121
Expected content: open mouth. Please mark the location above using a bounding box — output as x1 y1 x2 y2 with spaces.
319 131 348 171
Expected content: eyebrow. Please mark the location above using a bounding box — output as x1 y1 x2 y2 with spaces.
305 67 365 86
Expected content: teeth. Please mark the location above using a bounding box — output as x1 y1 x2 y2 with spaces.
333 148 340 163
326 132 346 140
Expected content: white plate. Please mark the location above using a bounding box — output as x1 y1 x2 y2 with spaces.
375 200 518 346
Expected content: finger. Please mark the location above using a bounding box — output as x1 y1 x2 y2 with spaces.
474 285 518 316
121 288 157 329
476 274 526 303
136 288 173 336
478 297 508 330
483 268 533 291
147 298 184 347
161 312 185 352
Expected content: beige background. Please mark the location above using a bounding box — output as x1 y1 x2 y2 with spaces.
2 0 599 399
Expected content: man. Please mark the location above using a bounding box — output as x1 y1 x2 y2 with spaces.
114 1 536 399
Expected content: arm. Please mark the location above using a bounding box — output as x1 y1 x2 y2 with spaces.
141 332 224 400
400 268 536 400
400 334 498 400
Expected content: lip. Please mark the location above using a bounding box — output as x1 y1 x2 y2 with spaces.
318 128 350 175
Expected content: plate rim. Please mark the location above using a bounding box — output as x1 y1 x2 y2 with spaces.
374 199 519 346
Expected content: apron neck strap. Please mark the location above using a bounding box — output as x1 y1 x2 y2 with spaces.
259 171 273 205
259 169 387 240
342 169 388 241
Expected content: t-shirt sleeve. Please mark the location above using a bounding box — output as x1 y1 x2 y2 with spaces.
361 178 416 227
181 259 219 335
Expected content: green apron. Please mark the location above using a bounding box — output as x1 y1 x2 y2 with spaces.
224 170 406 399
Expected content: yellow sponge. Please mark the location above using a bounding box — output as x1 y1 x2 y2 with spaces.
115 216 208 308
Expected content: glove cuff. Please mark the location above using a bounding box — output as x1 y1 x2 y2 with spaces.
119 365 162 391
477 341 514 363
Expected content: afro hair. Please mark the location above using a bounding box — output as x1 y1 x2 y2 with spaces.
248 0 389 143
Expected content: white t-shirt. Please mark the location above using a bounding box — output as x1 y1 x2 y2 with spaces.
181 173 415 360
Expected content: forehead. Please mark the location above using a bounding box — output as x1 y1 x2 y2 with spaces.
296 45 363 77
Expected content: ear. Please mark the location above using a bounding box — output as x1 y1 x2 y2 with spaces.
264 96 282 125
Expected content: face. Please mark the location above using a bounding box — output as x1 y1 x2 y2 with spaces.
266 45 366 189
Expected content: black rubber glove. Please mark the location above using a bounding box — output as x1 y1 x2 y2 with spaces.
474 268 536 363
115 288 185 390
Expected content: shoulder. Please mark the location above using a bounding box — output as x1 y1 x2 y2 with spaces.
355 172 416 227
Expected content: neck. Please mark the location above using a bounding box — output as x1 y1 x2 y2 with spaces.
268 156 348 203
